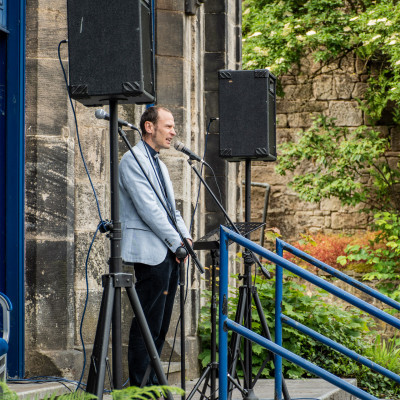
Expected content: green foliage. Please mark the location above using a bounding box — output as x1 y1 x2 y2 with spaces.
365 334 400 373
275 115 400 213
338 211 400 299
0 382 184 400
198 274 386 388
0 381 18 400
242 0 400 122
112 385 184 400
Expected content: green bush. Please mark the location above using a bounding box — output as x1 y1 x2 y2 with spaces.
338 211 400 300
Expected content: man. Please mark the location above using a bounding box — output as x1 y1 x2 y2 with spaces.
119 106 192 387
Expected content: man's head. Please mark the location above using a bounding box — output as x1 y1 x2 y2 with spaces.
140 106 176 152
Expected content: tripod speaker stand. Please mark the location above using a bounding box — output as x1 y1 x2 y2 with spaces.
183 160 290 400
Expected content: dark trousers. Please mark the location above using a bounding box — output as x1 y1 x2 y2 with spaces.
128 250 179 387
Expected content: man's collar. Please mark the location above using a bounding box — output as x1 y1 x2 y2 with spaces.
143 140 159 158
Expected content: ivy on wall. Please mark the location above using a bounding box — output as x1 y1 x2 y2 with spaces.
242 0 400 123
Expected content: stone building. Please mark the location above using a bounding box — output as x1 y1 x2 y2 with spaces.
2 0 243 381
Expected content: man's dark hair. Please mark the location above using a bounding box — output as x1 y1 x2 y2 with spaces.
140 106 171 136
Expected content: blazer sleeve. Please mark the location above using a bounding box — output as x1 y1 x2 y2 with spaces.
120 152 188 253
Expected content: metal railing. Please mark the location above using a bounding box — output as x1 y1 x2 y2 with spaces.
218 226 400 400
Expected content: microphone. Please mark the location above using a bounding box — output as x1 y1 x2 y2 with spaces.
174 141 203 162
95 109 136 129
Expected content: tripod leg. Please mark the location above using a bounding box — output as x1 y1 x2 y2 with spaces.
228 286 247 400
126 286 173 400
186 364 211 400
112 286 123 390
87 276 115 399
252 289 291 400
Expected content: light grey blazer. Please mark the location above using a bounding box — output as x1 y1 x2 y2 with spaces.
119 140 191 265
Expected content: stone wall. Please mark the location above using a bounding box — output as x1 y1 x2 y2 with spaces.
24 0 241 382
251 55 400 243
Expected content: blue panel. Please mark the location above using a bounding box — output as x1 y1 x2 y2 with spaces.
0 0 7 32
0 33 5 294
5 0 25 378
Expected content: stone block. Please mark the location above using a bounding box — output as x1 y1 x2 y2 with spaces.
26 58 70 136
313 76 335 100
287 112 318 128
283 83 313 100
205 91 219 121
276 128 298 144
204 133 227 173
167 157 192 201
391 126 400 151
74 290 103 344
276 114 288 128
280 75 297 85
74 126 109 182
156 10 184 57
276 100 328 114
204 52 226 91
74 232 109 290
205 13 226 52
26 0 68 59
25 135 74 237
331 212 368 230
205 211 226 233
157 0 184 11
25 238 75 350
204 175 226 213
320 197 342 212
334 75 357 100
295 211 325 229
75 181 107 232
352 82 368 99
356 57 368 74
205 1 226 13
156 56 187 106
328 101 363 126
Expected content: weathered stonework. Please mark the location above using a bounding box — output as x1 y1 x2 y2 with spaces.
252 54 400 243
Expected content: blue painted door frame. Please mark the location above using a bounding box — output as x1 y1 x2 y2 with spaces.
0 0 26 378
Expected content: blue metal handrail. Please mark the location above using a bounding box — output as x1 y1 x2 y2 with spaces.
218 226 400 400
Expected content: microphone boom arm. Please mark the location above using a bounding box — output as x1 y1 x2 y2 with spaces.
187 159 271 279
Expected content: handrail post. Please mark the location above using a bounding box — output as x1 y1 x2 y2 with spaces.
275 240 284 400
219 227 229 400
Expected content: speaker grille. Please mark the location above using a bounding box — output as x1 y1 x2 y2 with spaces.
218 69 276 162
67 0 155 106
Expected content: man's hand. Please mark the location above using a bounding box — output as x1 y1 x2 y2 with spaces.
175 239 192 263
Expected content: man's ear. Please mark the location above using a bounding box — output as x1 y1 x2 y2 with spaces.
144 120 153 135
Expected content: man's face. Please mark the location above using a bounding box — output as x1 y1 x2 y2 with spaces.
144 109 176 152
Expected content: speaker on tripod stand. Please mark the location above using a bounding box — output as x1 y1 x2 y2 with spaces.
217 70 290 400
65 2 173 399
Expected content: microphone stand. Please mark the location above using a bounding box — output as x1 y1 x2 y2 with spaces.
187 160 269 279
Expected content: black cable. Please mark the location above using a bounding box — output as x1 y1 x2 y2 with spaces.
58 41 106 225
58 40 108 392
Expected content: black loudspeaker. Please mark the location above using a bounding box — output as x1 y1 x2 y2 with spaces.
67 0 155 106
218 69 276 161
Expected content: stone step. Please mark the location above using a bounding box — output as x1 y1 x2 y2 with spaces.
7 378 357 400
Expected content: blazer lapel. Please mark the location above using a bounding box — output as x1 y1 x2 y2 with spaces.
136 141 171 211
